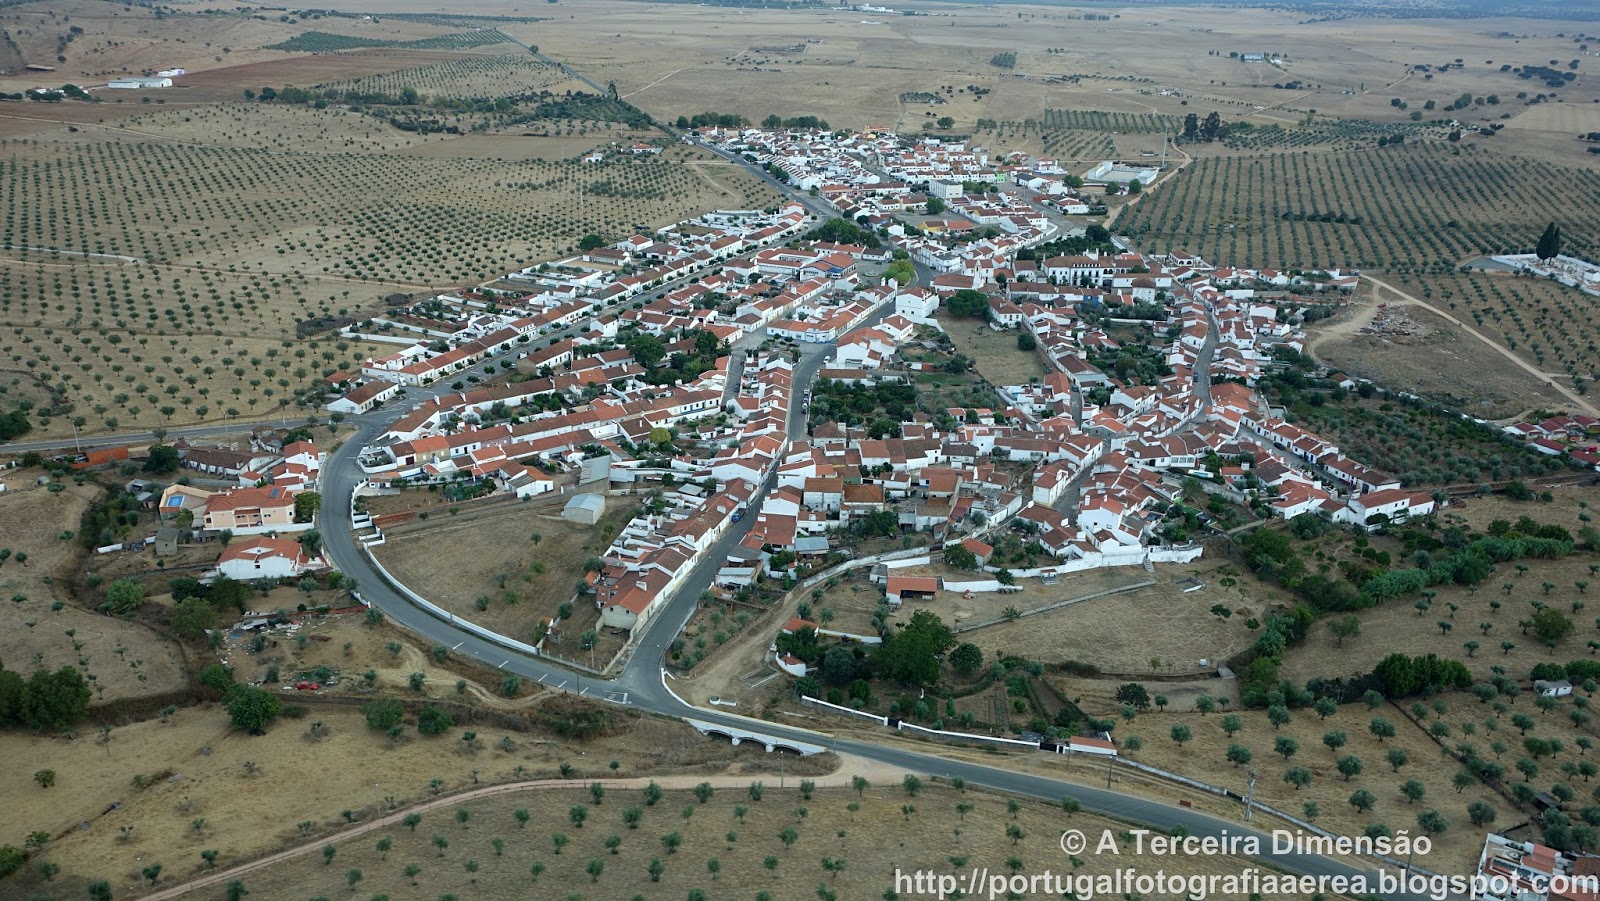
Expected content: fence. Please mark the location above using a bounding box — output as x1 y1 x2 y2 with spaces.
953 579 1156 633
796 692 1451 879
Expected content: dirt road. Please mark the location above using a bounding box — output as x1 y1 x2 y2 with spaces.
1361 273 1600 417
143 754 911 900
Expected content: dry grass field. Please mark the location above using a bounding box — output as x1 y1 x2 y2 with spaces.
0 467 189 704
939 316 1048 387
372 494 635 657
145 781 1307 901
0 690 810 899
1307 294 1576 420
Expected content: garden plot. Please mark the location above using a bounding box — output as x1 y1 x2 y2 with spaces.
937 316 1047 389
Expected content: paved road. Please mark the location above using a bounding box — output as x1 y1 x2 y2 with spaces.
0 416 304 455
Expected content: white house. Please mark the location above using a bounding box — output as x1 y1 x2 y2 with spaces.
215 536 318 581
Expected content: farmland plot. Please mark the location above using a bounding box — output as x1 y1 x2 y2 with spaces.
312 53 577 102
1119 143 1600 272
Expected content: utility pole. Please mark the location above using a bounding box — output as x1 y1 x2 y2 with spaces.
1104 750 1115 789
1244 768 1258 822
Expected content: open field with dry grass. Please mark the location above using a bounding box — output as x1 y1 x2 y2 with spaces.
0 466 189 704
0 687 817 899
1307 292 1576 420
372 494 635 658
939 315 1049 388
148 779 1308 901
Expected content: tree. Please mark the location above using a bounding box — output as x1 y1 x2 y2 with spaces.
1284 767 1313 790
417 705 453 735
1337 755 1364 781
1348 788 1376 813
1468 800 1497 826
1170 724 1193 746
1275 736 1300 760
21 666 91 730
1537 222 1563 261
579 234 607 251
873 610 955 687
224 684 280 731
1401 779 1427 804
1370 717 1396 742
101 578 146 615
946 289 990 318
363 700 404 732
1329 615 1361 647
1417 809 1448 835
171 597 216 639
144 444 179 474
949 643 983 677
1534 607 1576 648
1226 744 1253 767
1116 683 1152 710
626 334 667 369
293 491 322 523
943 545 978 571
925 196 946 215
34 768 55 789
298 529 322 558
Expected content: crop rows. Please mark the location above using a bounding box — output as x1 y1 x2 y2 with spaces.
1042 109 1178 134
266 29 513 53
313 54 571 102
1414 273 1600 395
1221 119 1432 152
1040 129 1116 160
1118 143 1600 272
0 138 762 285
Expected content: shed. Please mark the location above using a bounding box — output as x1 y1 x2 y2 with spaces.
152 528 180 557
562 493 606 525
885 575 940 607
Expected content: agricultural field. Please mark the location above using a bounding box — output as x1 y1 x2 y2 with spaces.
310 52 577 103
0 689 786 899
0 121 774 437
144 779 1305 901
1096 694 1511 874
1307 296 1577 420
1118 143 1600 272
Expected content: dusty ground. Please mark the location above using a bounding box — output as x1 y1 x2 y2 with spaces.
0 691 829 899
1309 292 1575 420
0 467 188 703
148 781 1304 901
372 494 634 657
939 315 1048 388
